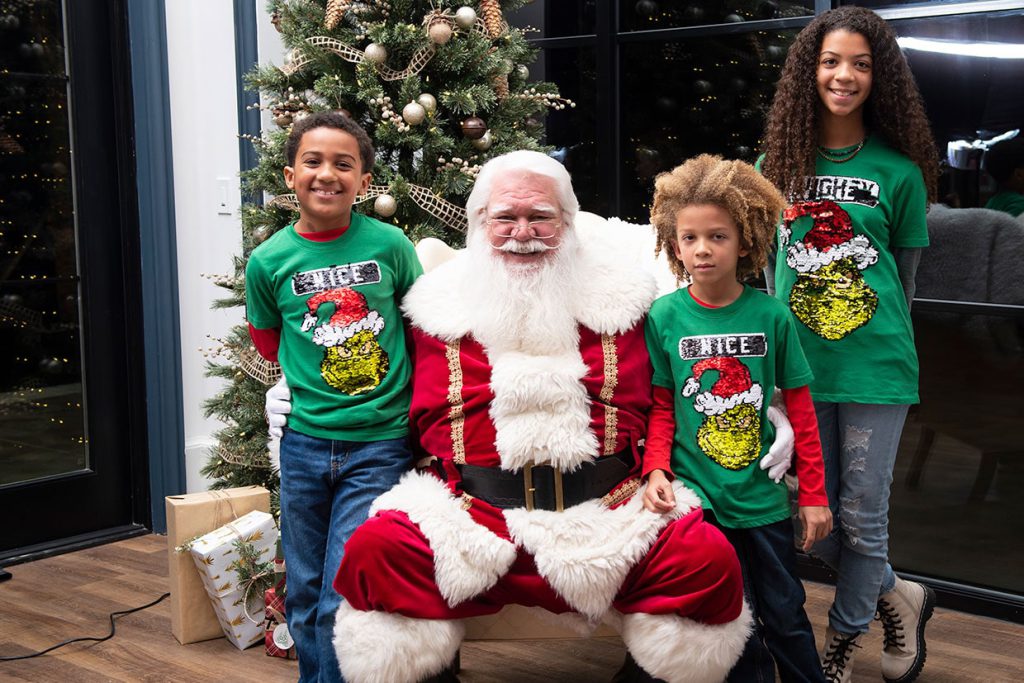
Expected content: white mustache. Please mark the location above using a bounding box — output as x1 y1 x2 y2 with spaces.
492 238 560 253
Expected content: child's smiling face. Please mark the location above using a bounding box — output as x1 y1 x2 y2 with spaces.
284 126 371 231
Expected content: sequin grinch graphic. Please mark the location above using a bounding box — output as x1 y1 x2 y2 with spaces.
299 287 389 395
782 200 879 341
682 357 764 470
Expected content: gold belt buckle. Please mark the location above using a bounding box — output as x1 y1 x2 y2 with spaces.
522 464 564 512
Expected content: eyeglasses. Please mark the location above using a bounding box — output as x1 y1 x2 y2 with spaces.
486 217 561 240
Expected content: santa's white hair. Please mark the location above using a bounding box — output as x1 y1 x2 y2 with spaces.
465 150 580 240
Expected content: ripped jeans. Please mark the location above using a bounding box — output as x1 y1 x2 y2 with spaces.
809 402 909 635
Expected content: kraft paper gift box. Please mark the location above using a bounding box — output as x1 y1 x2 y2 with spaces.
190 509 278 650
165 486 270 645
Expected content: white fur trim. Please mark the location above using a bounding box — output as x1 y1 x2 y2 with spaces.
786 233 878 273
312 310 384 347
621 601 754 683
334 602 464 683
503 481 702 621
370 471 518 607
402 219 657 340
693 384 764 416
488 350 599 471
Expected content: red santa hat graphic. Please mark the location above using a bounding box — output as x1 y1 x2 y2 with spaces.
300 287 384 348
783 200 878 274
681 356 763 416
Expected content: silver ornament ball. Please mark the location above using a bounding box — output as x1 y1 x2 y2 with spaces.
374 194 397 217
516 64 530 81
363 42 388 64
402 101 426 125
428 21 452 45
416 93 437 113
454 7 477 29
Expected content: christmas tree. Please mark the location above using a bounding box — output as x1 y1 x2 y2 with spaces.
201 0 571 504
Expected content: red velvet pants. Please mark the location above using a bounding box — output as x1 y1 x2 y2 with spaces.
334 504 744 626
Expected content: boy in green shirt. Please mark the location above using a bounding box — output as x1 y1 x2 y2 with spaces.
246 112 421 683
643 155 832 683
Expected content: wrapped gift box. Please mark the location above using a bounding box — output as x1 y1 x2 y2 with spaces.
165 486 270 645
190 509 278 650
264 584 297 659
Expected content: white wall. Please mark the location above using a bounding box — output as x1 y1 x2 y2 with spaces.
165 0 245 492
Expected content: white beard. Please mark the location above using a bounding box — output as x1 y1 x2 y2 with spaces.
463 230 582 355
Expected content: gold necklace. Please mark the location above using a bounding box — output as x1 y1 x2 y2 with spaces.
817 139 865 163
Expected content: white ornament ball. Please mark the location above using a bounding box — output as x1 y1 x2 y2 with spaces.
374 194 397 217
428 21 452 45
402 101 426 125
416 93 437 113
363 42 388 64
471 129 492 151
454 7 477 29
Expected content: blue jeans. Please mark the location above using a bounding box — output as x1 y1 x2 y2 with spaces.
279 429 412 683
809 402 908 635
709 514 825 683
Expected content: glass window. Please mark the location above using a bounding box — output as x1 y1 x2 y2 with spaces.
532 47 604 216
620 0 814 32
619 29 799 223
506 1 596 39
0 1 86 487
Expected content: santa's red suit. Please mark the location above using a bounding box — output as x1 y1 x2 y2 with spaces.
332 224 751 683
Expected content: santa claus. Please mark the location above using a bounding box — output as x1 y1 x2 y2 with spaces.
267 150 798 682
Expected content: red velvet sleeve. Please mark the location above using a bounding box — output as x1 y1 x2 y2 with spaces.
781 385 828 507
248 323 281 362
642 385 676 481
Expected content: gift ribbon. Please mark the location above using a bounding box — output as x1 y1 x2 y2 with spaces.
241 569 275 625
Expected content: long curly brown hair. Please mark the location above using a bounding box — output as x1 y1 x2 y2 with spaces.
760 6 939 203
651 154 786 284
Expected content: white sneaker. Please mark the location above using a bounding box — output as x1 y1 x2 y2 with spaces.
876 576 936 683
821 625 861 683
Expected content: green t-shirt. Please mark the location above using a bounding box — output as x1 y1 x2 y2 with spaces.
645 286 814 529
985 190 1024 218
766 136 929 403
245 213 423 440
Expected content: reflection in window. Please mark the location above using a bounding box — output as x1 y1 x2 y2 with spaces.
0 1 86 486
619 29 798 222
621 0 813 32
506 1 596 39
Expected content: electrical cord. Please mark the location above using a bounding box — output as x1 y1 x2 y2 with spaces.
0 592 171 661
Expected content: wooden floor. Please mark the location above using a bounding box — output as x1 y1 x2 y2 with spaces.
1 534 1022 682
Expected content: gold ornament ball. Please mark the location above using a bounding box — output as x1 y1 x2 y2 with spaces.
402 101 426 125
416 93 437 113
454 6 477 29
374 194 397 217
471 129 492 151
363 42 388 64
428 21 453 45
461 116 487 140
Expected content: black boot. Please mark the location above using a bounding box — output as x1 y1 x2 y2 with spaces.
611 653 666 683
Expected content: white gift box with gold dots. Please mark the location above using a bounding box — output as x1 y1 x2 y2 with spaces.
189 509 278 650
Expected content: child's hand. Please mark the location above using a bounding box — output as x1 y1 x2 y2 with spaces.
798 505 833 552
643 470 676 514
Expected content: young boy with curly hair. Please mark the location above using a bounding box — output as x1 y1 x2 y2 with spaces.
642 154 832 683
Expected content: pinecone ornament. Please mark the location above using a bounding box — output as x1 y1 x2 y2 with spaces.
480 0 504 38
324 0 348 30
492 74 509 99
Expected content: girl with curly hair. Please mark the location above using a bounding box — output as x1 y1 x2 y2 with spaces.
759 7 938 683
643 154 832 683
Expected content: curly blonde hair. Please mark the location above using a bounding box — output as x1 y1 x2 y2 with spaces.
760 6 939 203
651 154 786 283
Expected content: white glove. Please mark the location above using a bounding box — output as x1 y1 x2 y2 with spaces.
267 434 281 476
265 375 291 439
761 405 794 483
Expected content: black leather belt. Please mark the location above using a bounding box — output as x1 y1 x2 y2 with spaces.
457 451 634 511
